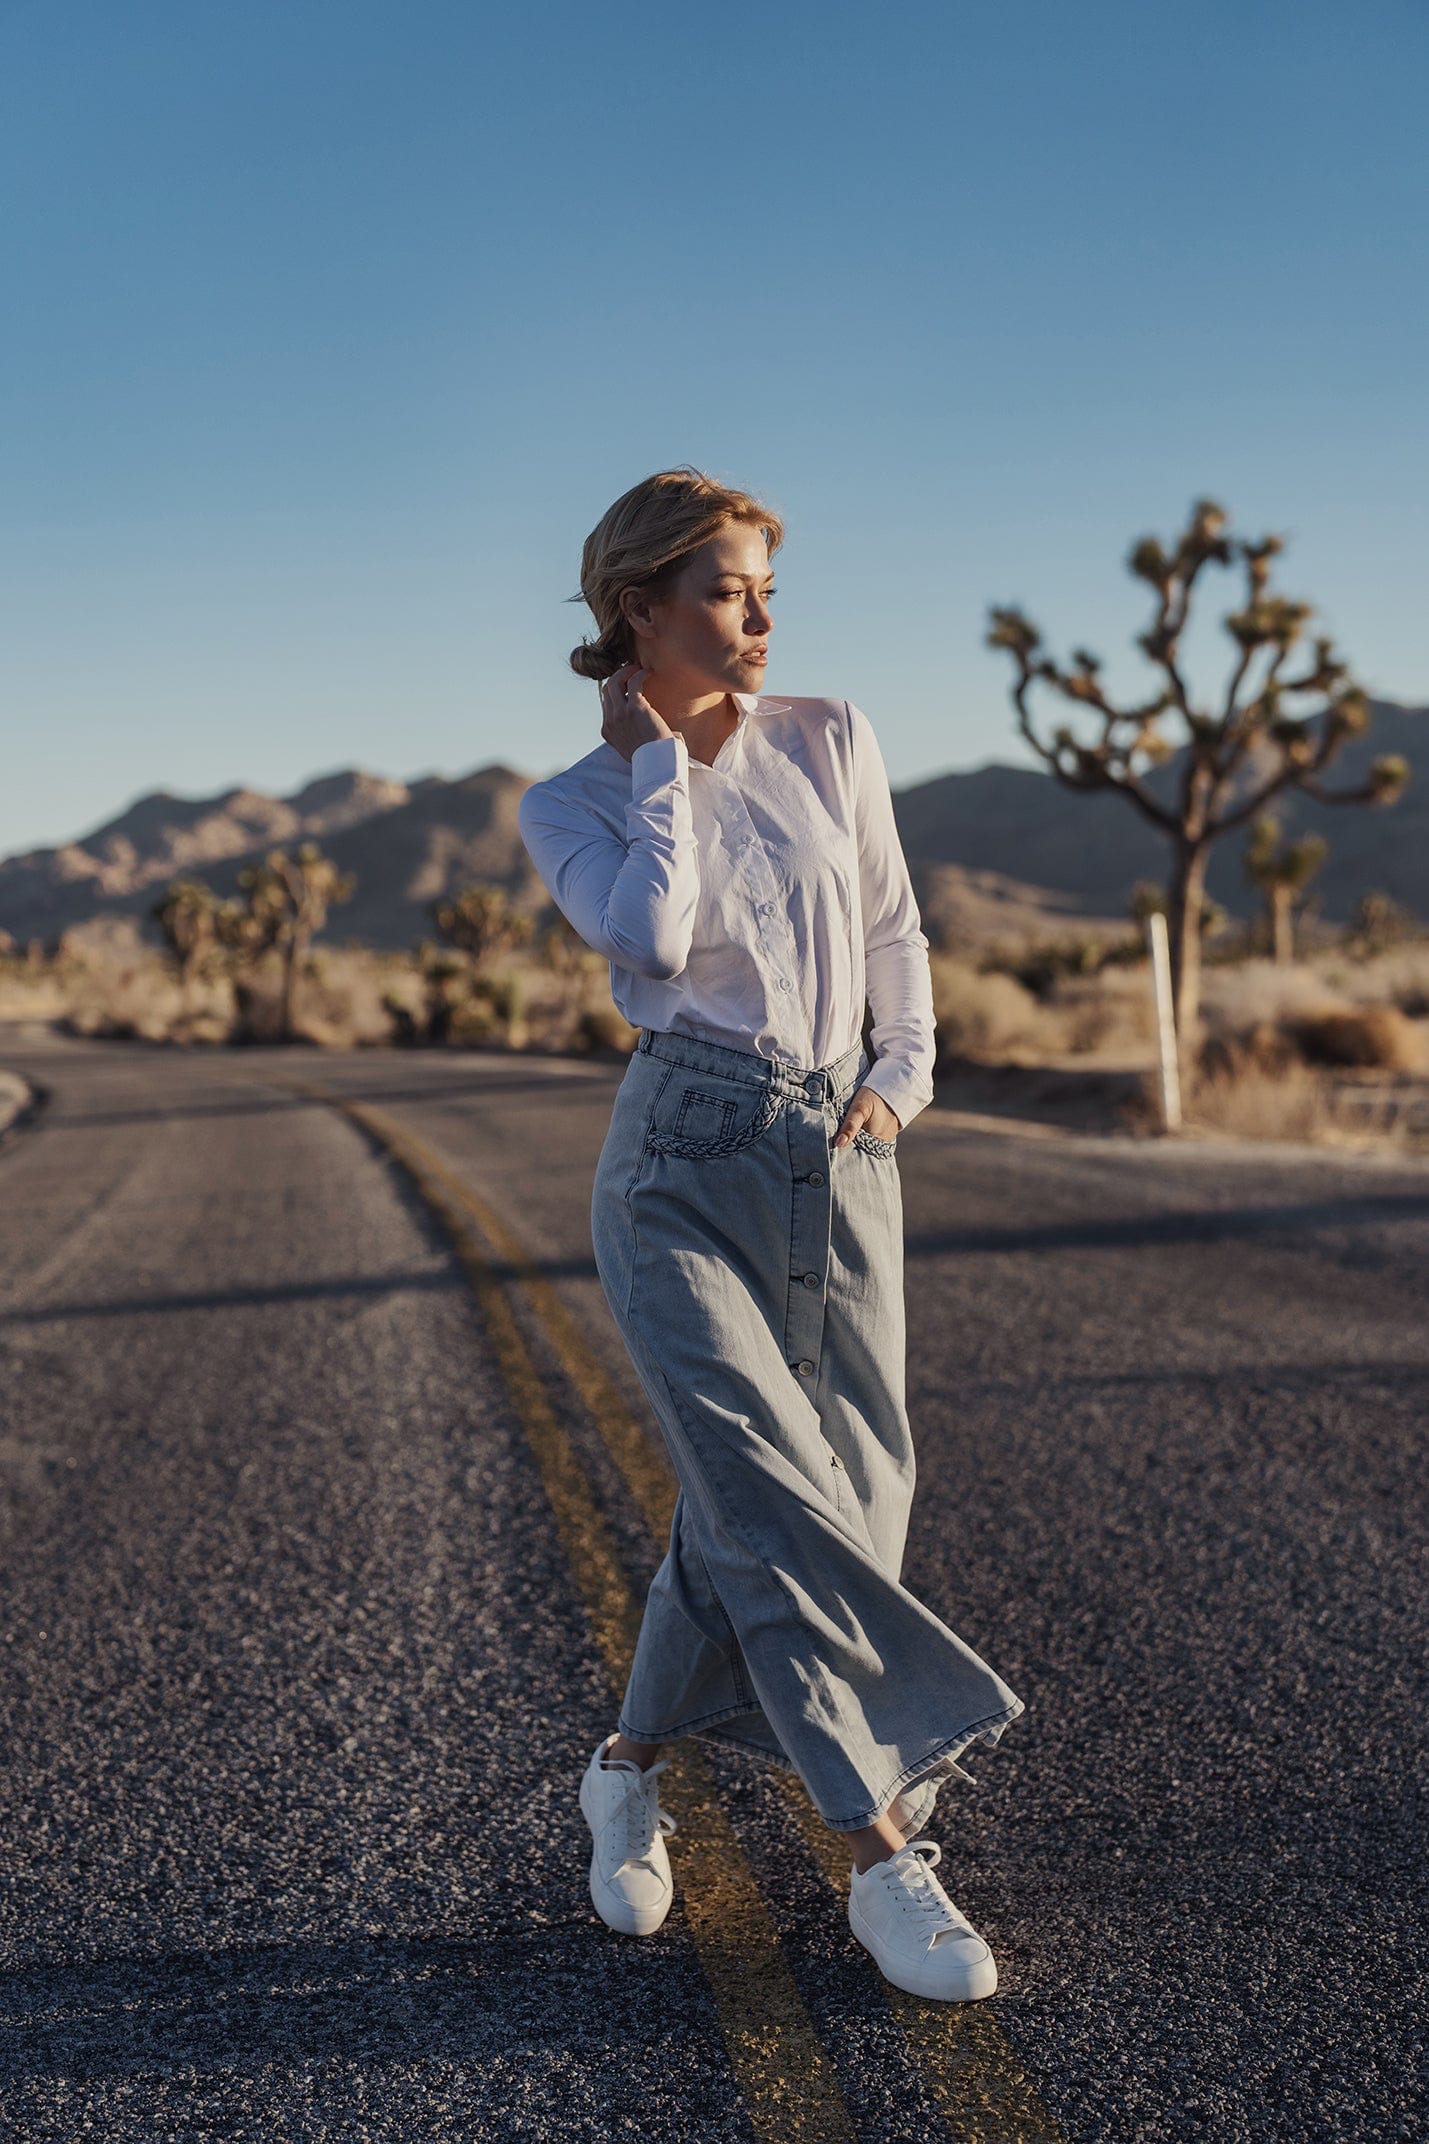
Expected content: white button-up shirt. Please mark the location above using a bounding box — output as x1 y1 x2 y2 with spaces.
517 692 937 1131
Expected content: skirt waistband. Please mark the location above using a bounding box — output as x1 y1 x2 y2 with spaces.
636 1026 868 1106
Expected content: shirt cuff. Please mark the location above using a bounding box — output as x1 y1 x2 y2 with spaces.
630 733 687 802
859 1055 934 1134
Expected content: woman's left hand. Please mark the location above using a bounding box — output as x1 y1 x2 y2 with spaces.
833 1086 902 1149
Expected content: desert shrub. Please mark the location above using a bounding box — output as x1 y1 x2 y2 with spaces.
1177 1052 1415 1149
985 932 1143 997
1043 967 1158 1054
577 1006 639 1054
1332 946 1429 1019
1196 1020 1297 1082
1182 1058 1340 1143
1199 958 1354 1032
276 948 402 1047
1285 1004 1428 1072
59 953 194 1043
447 996 503 1046
929 957 1054 1061
1346 892 1419 957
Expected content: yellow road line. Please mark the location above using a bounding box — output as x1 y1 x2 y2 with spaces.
345 1082 1070 2144
278 1079 860 2144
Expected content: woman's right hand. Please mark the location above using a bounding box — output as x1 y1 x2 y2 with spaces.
600 662 675 763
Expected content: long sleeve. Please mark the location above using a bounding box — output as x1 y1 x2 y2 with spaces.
847 701 937 1131
518 734 700 982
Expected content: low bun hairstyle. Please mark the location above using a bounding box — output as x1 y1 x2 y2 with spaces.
568 465 785 682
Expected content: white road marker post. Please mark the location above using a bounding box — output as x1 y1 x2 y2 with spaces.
1147 910 1183 1133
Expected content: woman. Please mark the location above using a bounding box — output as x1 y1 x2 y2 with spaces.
517 467 1026 2003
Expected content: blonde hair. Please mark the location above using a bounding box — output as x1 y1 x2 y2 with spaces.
568 465 785 681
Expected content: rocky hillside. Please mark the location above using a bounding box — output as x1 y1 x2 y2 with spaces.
0 766 547 953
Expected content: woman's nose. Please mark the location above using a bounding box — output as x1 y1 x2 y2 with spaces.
748 597 773 633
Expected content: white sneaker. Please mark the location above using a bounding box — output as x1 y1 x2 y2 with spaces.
848 1838 999 2001
577 1733 678 1936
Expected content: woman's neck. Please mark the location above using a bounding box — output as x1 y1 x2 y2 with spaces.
639 675 730 727
639 677 739 766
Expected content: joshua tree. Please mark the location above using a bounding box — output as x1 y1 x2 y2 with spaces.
1347 889 1416 957
1243 814 1328 965
431 884 534 971
151 879 223 1006
229 842 356 1041
988 498 1409 1052
535 908 596 982
430 884 534 1046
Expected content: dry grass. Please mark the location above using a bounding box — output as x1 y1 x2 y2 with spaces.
930 952 1158 1065
4 940 640 1057
929 957 1055 1062
1174 984 1429 1150
1181 1059 1335 1143
1313 945 1429 1017
1175 1056 1419 1151
1200 958 1354 1031
1042 966 1157 1053
60 957 204 1043
5 933 1427 1159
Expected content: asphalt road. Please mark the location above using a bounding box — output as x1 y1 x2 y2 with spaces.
0 1032 1424 2143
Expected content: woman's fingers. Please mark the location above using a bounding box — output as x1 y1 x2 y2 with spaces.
606 665 654 722
600 662 662 760
601 661 644 715
834 1088 899 1149
834 1097 868 1149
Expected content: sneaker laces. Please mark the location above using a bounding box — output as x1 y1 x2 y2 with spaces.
879 1839 979 1950
600 1756 678 1866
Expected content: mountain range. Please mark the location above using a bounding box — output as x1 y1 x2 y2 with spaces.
1 697 1422 956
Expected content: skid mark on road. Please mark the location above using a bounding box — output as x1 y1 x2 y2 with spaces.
281 1077 1065 2144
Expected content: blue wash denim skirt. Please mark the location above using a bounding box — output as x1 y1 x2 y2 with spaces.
590 1025 1026 1833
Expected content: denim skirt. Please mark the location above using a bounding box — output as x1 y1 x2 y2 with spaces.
590 1025 1026 1833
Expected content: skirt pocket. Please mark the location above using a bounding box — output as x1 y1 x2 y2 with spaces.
645 1068 790 1160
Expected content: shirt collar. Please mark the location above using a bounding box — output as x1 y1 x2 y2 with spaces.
732 692 791 716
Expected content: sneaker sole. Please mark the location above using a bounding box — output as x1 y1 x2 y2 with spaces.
578 1767 674 1937
848 1891 998 2002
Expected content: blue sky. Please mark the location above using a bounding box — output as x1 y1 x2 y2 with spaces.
1 0 1424 855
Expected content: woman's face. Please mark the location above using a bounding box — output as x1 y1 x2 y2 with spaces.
622 523 776 699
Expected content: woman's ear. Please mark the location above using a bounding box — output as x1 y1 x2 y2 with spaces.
620 583 659 641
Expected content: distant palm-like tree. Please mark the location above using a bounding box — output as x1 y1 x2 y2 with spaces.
226 842 356 1041
1243 814 1328 965
151 879 223 1008
429 884 534 1046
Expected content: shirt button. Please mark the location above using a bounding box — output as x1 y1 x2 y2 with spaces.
831 1453 845 1470
808 1171 824 1186
794 1359 816 1376
802 1271 821 1288
778 978 792 992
